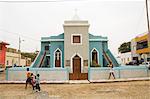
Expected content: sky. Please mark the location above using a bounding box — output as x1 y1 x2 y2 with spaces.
0 0 150 57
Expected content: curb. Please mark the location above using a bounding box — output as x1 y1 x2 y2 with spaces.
89 77 150 83
0 77 149 84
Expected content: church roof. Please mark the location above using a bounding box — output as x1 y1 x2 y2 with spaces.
41 33 107 42
49 33 64 39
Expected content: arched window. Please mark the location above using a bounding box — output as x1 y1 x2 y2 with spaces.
91 49 99 66
54 49 61 67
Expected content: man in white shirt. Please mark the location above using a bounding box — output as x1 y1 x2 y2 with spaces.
108 63 115 79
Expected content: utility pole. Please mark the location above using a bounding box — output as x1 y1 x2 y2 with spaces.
18 37 21 66
18 37 24 66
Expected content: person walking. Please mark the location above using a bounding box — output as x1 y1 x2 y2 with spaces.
36 74 40 92
31 75 36 91
25 68 32 89
108 63 115 79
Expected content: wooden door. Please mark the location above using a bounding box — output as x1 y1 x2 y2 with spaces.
73 56 81 79
69 55 88 80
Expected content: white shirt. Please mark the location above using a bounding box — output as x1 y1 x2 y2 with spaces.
109 67 114 73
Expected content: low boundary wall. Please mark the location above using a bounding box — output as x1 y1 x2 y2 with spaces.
6 67 69 82
6 66 150 83
89 66 150 82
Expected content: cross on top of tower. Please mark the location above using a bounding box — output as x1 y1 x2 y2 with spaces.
72 9 80 21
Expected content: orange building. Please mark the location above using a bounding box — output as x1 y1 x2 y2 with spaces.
0 41 9 68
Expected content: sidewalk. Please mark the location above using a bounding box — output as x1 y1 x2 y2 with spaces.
0 77 149 84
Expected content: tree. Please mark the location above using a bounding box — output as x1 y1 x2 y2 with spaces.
118 42 131 53
21 52 38 62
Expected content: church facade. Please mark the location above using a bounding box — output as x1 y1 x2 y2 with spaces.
31 18 119 80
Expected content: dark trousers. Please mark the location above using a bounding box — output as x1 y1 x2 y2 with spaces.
36 84 40 91
25 78 32 89
33 85 36 90
108 72 115 79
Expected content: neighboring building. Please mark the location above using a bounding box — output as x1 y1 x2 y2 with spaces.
119 52 132 65
0 41 9 68
135 33 150 62
131 38 139 62
5 48 31 67
119 32 150 65
31 16 119 80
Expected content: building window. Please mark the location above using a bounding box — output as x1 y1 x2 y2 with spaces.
91 49 99 67
45 46 49 50
71 34 82 44
55 49 61 67
73 36 80 43
136 40 148 50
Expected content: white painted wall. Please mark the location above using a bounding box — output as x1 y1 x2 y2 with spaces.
64 20 90 73
5 52 31 67
119 52 132 65
7 69 69 82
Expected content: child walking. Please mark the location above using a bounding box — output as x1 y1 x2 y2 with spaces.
25 68 31 89
36 74 40 92
31 75 36 91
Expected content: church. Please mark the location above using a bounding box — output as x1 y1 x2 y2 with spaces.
31 15 119 80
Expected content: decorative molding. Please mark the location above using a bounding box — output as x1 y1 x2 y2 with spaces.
71 34 82 45
41 38 107 42
41 39 64 42
66 60 70 66
84 60 88 66
89 39 108 41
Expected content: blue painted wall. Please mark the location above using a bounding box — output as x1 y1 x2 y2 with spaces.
89 41 103 67
50 41 64 68
102 41 108 51
41 42 50 51
32 33 118 68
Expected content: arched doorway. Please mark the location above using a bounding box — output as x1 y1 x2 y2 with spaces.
69 54 88 80
73 55 81 74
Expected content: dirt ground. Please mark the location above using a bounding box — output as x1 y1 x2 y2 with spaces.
0 81 149 99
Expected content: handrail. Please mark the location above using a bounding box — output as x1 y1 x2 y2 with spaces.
39 51 46 67
103 50 113 66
